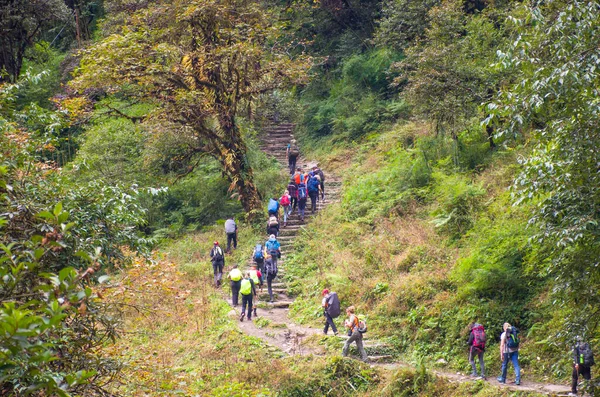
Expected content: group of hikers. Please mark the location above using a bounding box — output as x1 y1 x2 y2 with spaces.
210 136 595 393
466 322 595 395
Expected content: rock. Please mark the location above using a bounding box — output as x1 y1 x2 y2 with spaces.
436 358 448 365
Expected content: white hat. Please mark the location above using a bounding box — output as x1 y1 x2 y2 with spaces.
269 234 276 239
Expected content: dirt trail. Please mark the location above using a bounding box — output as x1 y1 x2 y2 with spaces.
228 122 572 396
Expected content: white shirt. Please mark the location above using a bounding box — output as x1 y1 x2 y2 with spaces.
501 331 518 353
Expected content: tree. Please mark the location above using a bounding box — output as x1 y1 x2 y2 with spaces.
393 0 507 149
72 0 309 214
0 0 71 82
488 0 600 334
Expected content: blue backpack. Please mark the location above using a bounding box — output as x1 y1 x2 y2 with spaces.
254 244 264 260
268 198 279 213
298 184 307 199
308 177 319 193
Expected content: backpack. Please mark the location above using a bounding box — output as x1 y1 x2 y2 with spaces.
357 316 367 334
316 169 325 182
254 244 264 260
326 292 340 318
579 343 595 366
280 194 290 206
298 184 307 200
472 325 486 350
268 199 279 213
212 247 224 261
268 216 279 226
249 269 260 286
289 145 300 157
308 177 320 193
506 327 520 349
240 279 252 295
265 259 278 277
287 183 297 197
294 173 304 185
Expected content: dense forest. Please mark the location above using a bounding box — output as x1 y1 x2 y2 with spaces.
1 0 599 395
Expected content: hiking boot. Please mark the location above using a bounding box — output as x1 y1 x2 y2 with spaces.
469 373 478 378
515 380 520 386
478 376 486 381
568 392 577 396
240 312 245 322
253 308 257 317
496 377 505 383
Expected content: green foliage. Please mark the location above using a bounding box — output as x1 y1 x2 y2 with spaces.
375 0 440 51
488 0 600 339
430 172 485 239
301 49 405 141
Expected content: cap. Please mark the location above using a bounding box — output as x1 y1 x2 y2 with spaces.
322 289 329 296
214 241 219 245
269 234 276 239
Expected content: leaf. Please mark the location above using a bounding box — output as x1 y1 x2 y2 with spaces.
53 202 63 217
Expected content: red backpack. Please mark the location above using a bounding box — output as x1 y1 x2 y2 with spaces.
472 325 486 350
280 194 290 206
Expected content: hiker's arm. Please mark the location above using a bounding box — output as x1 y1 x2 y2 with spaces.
573 346 578 365
499 337 504 360
467 333 473 346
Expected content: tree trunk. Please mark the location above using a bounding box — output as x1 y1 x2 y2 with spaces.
217 115 262 216
486 124 496 150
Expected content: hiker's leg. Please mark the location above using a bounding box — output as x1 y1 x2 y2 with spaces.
469 348 477 376
320 181 325 200
500 353 509 381
241 294 248 315
581 364 591 381
226 233 233 252
510 351 520 383
267 275 274 301
212 263 219 287
247 296 253 319
232 233 237 249
216 263 223 287
343 334 356 357
231 280 240 306
572 364 579 393
478 350 485 377
323 312 330 334
356 333 368 361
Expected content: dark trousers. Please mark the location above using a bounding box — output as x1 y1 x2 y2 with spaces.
324 312 338 334
241 294 253 319
572 364 592 393
320 181 325 199
226 232 237 252
267 273 276 301
298 199 307 219
469 347 485 377
230 280 241 306
288 156 297 174
212 261 223 287
309 191 318 213
290 196 298 210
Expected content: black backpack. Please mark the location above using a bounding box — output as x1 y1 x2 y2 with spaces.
579 343 595 366
506 327 520 349
326 292 340 318
212 247 224 261
289 145 300 157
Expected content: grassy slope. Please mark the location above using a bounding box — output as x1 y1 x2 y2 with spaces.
284 120 571 384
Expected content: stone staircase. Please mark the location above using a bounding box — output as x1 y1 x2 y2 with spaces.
248 123 342 308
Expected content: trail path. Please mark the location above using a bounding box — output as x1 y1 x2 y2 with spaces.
228 123 572 396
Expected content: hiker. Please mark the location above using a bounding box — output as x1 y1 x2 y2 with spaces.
497 322 521 385
293 168 304 185
287 139 300 175
209 241 225 287
227 264 243 306
321 289 340 336
467 323 486 379
280 190 292 227
252 242 265 274
313 165 325 201
287 179 298 212
297 180 308 222
266 214 280 237
264 255 278 303
265 234 281 267
342 306 368 362
307 174 321 213
268 197 280 219
570 336 595 396
240 272 257 321
224 216 237 253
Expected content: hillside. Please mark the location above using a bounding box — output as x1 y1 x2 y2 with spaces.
1 0 599 396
